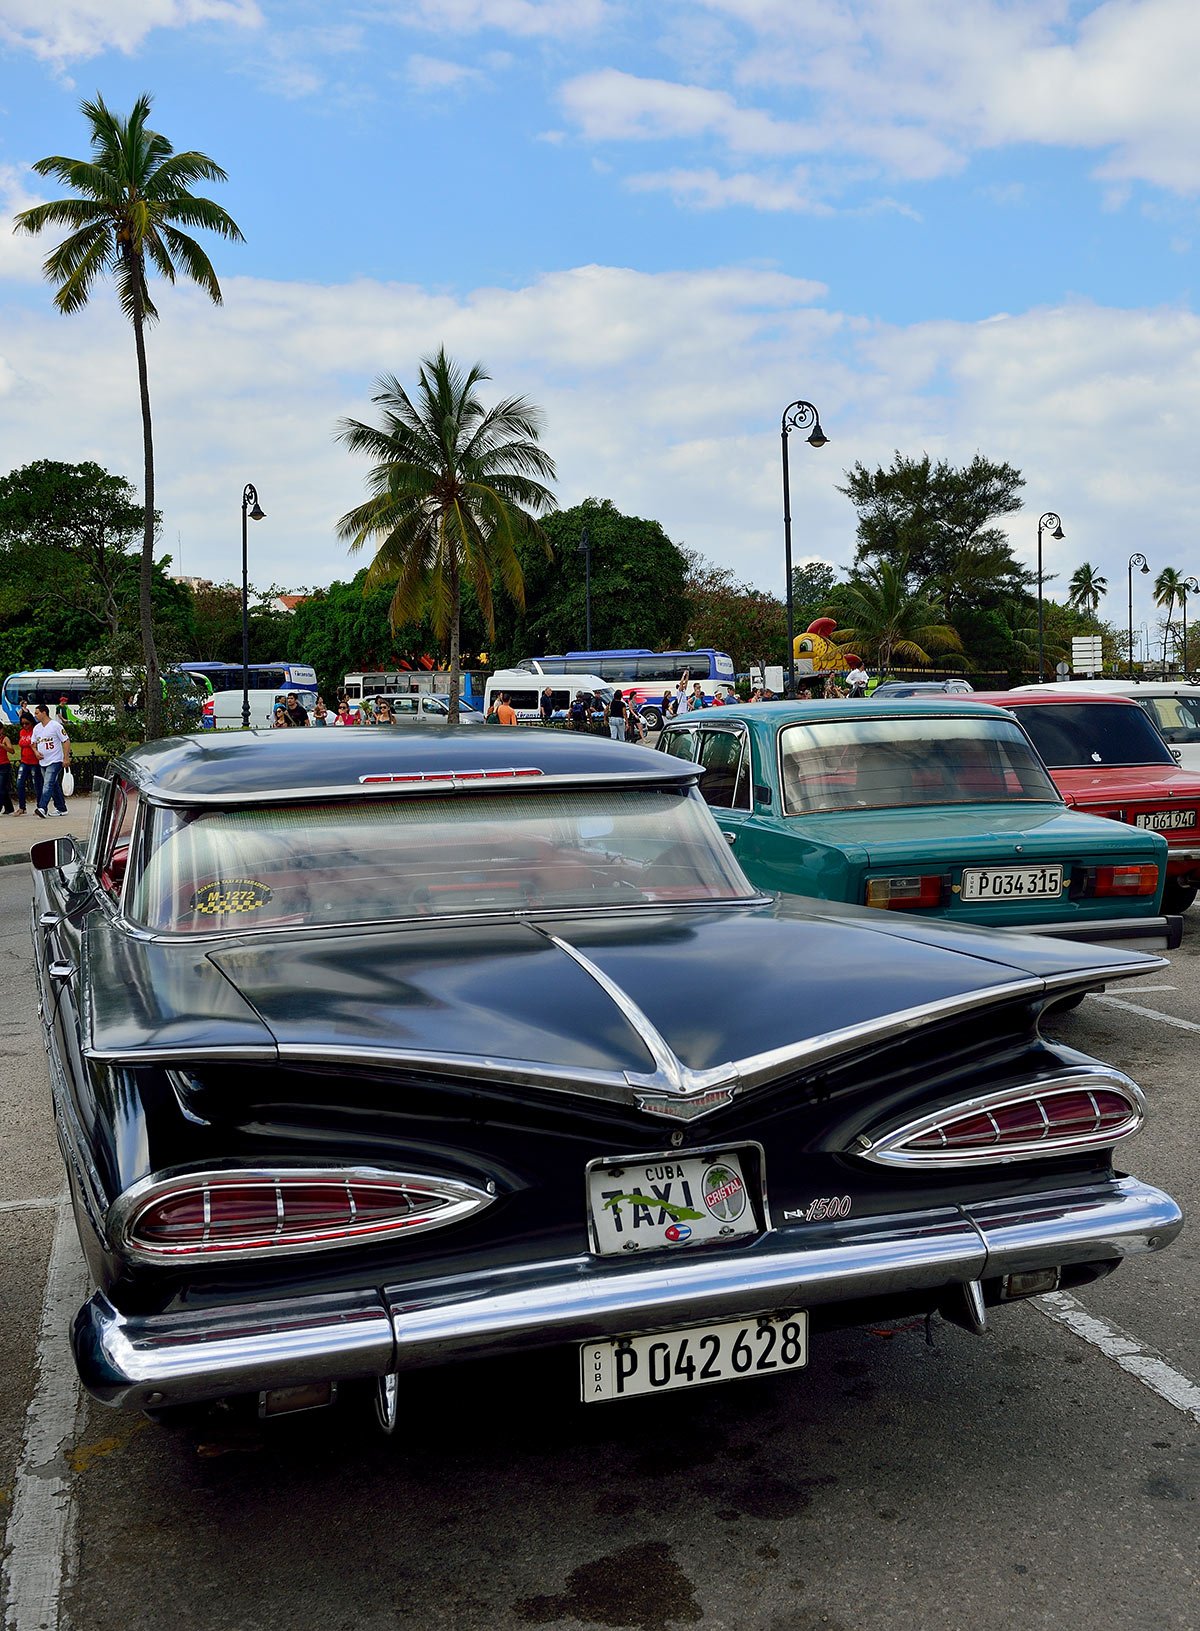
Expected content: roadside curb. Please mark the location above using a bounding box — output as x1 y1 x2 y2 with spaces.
0 851 30 868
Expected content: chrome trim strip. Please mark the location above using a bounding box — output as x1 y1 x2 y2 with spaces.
107 1163 496 1264
858 1068 1145 1168
74 1177 1182 1410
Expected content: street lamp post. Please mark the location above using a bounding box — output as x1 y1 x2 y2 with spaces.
240 483 266 728
578 526 592 649
1182 576 1199 678
1127 552 1149 679
781 400 828 696
1036 512 1064 682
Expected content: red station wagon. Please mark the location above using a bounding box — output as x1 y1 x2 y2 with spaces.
974 692 1200 913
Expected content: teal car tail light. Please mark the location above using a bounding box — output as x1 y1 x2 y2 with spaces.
1074 864 1160 899
865 875 945 911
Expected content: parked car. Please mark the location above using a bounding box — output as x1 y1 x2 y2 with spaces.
363 692 485 724
33 729 1180 1427
869 680 975 697
1009 681 1200 771
974 691 1200 913
658 700 1177 949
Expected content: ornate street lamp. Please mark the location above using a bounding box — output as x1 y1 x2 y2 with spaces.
1181 576 1199 678
578 525 592 650
1128 552 1149 679
781 400 828 696
1036 512 1064 682
241 483 266 729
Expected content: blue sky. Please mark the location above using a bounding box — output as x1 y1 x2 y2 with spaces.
2 0 1199 653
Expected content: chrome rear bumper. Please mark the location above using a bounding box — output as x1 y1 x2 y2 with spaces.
73 1175 1184 1411
993 915 1183 952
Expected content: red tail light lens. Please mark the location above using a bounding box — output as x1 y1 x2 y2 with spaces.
859 1071 1144 1167
865 875 944 910
1090 865 1160 898
113 1168 496 1262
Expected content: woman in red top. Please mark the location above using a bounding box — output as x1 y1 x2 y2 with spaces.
15 710 42 814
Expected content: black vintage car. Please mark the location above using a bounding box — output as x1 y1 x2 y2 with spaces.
31 728 1182 1427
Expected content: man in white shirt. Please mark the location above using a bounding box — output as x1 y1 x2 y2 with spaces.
845 663 869 698
32 704 70 817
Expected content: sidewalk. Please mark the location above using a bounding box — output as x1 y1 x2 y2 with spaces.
0 796 96 867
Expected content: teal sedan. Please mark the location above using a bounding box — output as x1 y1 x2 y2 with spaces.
658 699 1180 949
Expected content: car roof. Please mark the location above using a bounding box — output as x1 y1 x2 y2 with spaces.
113 727 700 807
668 698 1016 724
1010 681 1200 698
971 691 1145 709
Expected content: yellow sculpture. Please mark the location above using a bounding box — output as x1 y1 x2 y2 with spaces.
793 618 863 677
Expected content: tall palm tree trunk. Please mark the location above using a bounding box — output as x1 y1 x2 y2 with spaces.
131 283 163 740
447 556 462 725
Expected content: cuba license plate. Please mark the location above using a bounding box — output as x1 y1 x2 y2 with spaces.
586 1150 758 1257
960 865 1063 900
581 1313 808 1402
1134 809 1196 830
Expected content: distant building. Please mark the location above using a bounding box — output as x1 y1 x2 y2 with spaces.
173 575 215 591
269 594 310 614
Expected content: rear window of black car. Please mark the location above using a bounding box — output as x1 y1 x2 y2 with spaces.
1014 702 1176 768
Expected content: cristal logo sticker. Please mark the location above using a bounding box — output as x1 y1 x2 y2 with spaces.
701 1164 746 1222
190 879 273 915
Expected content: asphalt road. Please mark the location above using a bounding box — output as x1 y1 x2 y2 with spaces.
2 861 1197 1631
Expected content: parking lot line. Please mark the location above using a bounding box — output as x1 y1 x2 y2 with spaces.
1090 992 1200 1033
3 1197 87 1631
1036 1291 1200 1426
0 1197 63 1214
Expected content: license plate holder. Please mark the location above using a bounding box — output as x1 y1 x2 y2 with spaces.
586 1148 760 1257
960 864 1064 901
581 1312 808 1402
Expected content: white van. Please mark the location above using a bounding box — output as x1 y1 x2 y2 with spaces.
206 688 318 729
483 670 613 722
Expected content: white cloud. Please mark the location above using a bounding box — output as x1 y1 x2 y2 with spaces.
0 0 261 66
560 68 828 157
627 166 833 214
378 0 609 39
0 256 1194 646
405 53 486 92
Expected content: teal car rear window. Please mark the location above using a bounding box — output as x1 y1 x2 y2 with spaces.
779 716 1060 815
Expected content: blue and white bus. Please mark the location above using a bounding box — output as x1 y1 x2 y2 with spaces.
514 649 735 727
0 667 203 727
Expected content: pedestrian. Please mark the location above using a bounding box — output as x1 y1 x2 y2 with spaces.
374 698 396 724
32 703 70 818
822 674 845 700
313 698 329 726
333 701 356 725
606 688 627 740
493 691 519 726
686 682 706 712
661 689 678 721
283 692 310 727
539 686 556 725
624 704 645 745
0 728 15 815
844 663 869 698
568 692 589 732
15 710 41 814
273 706 291 728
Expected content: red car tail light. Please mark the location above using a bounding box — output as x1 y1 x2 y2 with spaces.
1089 864 1160 898
857 1070 1144 1167
110 1167 496 1263
865 875 944 910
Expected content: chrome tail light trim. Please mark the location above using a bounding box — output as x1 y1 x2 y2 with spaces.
856 1068 1145 1168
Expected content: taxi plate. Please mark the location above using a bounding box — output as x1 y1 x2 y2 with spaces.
586 1150 757 1257
960 865 1063 901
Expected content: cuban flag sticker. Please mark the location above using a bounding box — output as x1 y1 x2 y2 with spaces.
664 1224 692 1243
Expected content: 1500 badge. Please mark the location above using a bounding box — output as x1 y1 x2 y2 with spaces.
782 1195 853 1223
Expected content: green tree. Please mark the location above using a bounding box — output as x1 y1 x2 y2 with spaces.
335 349 556 719
15 92 244 739
679 551 787 673
839 453 1028 611
833 559 967 671
1067 562 1108 618
491 498 689 666
790 560 838 625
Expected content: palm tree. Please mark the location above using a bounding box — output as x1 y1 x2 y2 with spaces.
14 93 243 739
832 559 967 672
1154 567 1185 674
1067 562 1108 618
336 349 557 719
